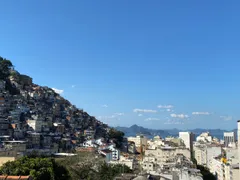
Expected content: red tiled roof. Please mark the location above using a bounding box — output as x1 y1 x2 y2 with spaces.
19 176 30 180
0 176 7 180
0 176 31 180
4 176 20 180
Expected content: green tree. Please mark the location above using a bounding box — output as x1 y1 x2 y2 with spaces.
58 154 132 180
108 128 125 148
0 157 70 180
19 74 33 85
52 159 71 180
98 162 132 180
0 57 13 79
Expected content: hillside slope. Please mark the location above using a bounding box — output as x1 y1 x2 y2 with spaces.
0 56 121 151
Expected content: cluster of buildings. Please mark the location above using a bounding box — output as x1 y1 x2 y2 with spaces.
112 122 240 180
139 133 202 180
193 128 240 180
1 72 240 180
107 134 202 180
0 76 111 165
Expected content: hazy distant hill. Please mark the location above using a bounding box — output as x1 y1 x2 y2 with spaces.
116 125 238 140
116 124 171 138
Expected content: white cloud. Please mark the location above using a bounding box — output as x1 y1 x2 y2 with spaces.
220 116 233 121
164 119 184 125
133 109 157 113
170 113 189 119
97 116 103 119
52 88 64 94
97 115 116 120
138 114 143 117
101 105 108 108
114 113 124 116
158 105 174 109
192 112 210 115
97 113 124 121
144 118 160 121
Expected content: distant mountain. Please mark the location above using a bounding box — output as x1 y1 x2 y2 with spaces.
116 124 171 138
116 125 238 140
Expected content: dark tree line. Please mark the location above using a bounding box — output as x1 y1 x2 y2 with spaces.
0 56 13 80
0 157 70 180
197 165 216 180
108 128 125 148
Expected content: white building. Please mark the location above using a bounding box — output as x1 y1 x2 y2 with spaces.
144 146 191 166
109 156 137 170
27 120 43 132
225 147 238 165
194 144 222 168
95 138 104 146
128 135 147 152
210 157 237 180
194 145 207 166
108 146 120 161
196 132 213 143
179 132 195 152
83 140 97 148
142 155 156 173
28 92 40 100
237 120 240 178
224 132 236 147
147 136 165 150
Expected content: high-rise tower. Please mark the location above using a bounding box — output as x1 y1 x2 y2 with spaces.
237 120 240 178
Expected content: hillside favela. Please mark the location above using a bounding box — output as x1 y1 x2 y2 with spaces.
0 1 239 180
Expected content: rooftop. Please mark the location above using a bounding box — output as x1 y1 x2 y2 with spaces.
0 176 31 180
100 149 113 154
160 146 176 150
3 141 26 143
53 153 77 157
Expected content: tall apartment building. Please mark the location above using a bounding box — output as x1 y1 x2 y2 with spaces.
224 132 236 147
144 146 191 165
210 157 233 180
238 120 240 178
194 144 222 167
128 135 147 153
179 132 195 152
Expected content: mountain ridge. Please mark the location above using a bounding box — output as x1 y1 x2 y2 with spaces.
116 124 237 139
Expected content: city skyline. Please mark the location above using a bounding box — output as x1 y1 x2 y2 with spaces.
1 1 239 129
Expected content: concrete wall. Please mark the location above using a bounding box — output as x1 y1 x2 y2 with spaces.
232 168 239 180
0 157 16 167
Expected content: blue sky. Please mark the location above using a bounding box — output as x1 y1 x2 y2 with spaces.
0 0 239 129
